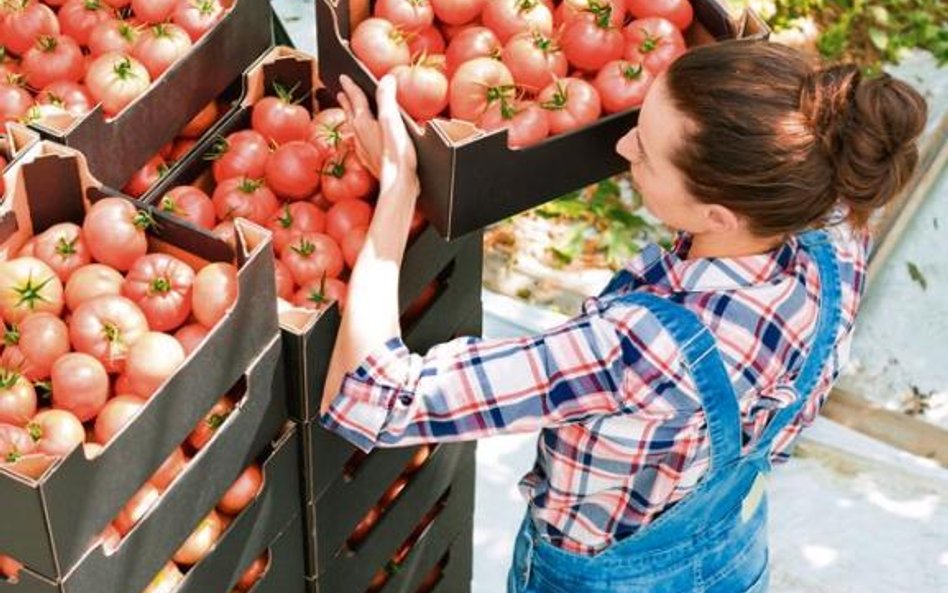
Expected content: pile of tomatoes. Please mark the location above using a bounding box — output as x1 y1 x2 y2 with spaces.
0 0 234 123
350 0 693 148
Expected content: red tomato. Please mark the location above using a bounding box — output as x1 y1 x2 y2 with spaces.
501 31 567 94
449 57 514 121
308 108 354 159
626 0 692 30
537 77 601 134
174 510 223 565
173 322 208 355
131 0 177 24
50 352 109 422
402 280 437 324
70 294 149 373
172 0 225 42
98 523 121 555
560 6 624 72
273 259 293 301
158 186 215 230
93 394 145 444
123 253 195 332
218 464 263 515
150 446 187 491
326 199 373 244
555 0 625 28
293 277 347 311
479 99 549 148
114 481 160 535
376 0 434 32
126 332 185 398
58 0 112 47
212 221 235 249
132 23 193 79
192 262 238 328
88 19 139 57
431 0 485 25
321 152 376 203
410 208 427 240
114 373 133 394
85 53 152 117
408 26 446 57
0 424 36 462
26 409 84 456
33 222 90 282
37 81 94 116
181 100 219 137
351 17 411 79
404 444 432 474
212 130 270 182
482 0 553 44
417 561 444 593
0 83 34 122
64 263 123 311
0 368 36 425
83 198 153 270
8 312 70 380
236 553 269 592
623 17 686 75
445 27 501 76
265 141 323 201
212 177 279 225
0 257 64 323
1 1 59 56
282 233 343 285
341 226 367 268
348 505 381 546
0 555 22 581
391 61 448 122
123 154 167 198
188 396 233 450
22 35 85 89
380 477 408 509
142 563 184 593
169 138 197 161
267 202 327 255
251 89 311 146
594 59 653 113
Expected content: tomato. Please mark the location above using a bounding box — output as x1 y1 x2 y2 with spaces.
236 554 268 592
26 409 84 456
347 505 380 546
501 31 567 94
85 53 152 117
114 481 160 535
404 444 432 474
188 396 232 450
98 522 121 555
173 322 208 355
479 98 549 148
84 441 104 458
132 23 193 78
273 259 293 301
158 186 215 230
0 257 64 323
391 61 448 122
375 0 434 32
626 0 692 30
212 221 235 248
50 352 109 422
181 100 218 138
123 253 195 331
417 561 444 593
174 510 224 565
560 5 624 72
37 81 93 116
70 295 149 372
6 312 70 380
102 0 130 7
142 563 184 593
321 151 376 203
65 264 123 311
326 199 373 244
58 0 112 47
88 19 139 57
251 88 311 146
122 154 167 198
1 1 59 56
21 35 84 90
0 83 34 122
0 555 22 581
430 0 485 25
0 424 36 462
445 27 501 76
93 394 145 443
267 202 326 255
449 57 514 121
282 233 343 285
380 477 408 509
594 59 653 113
293 277 347 311
265 141 322 201
623 17 686 75
211 130 270 182
555 0 625 28
131 0 177 24
212 177 279 225
192 262 237 328
0 369 36 425
126 332 185 398
402 280 437 324
169 138 196 161
309 108 353 159
114 373 133 394
341 226 367 268
172 0 225 42
351 18 411 79
218 464 262 515
150 446 187 490
408 26 445 57
83 198 153 271
537 77 601 134
33 223 90 282
482 0 553 44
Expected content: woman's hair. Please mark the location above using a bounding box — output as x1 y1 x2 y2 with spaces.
664 40 927 234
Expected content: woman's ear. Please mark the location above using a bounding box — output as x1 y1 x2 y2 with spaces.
704 204 742 233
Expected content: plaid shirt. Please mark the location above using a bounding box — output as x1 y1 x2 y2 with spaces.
323 224 869 555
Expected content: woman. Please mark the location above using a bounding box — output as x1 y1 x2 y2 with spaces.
320 40 927 593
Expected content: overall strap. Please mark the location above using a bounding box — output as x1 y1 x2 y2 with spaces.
618 292 742 474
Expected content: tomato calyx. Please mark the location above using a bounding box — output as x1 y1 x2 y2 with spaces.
149 276 172 294
485 84 516 106
324 154 349 179
237 177 264 194
118 21 138 43
205 136 231 161
26 419 43 442
102 321 126 347
531 31 559 54
5 448 21 463
635 30 662 54
621 62 645 80
55 236 79 258
290 239 316 258
583 1 615 29
160 195 181 214
11 272 56 313
276 205 294 229
83 0 103 11
194 0 218 16
132 209 156 231
37 36 59 53
272 82 305 106
205 410 229 431
540 81 569 111
112 58 142 81
516 0 540 14
3 324 19 347
151 23 172 38
0 368 22 390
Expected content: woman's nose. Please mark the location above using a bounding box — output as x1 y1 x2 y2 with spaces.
616 129 635 161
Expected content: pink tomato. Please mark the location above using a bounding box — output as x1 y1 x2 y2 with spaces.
51 352 109 422
351 18 411 79
64 264 124 311
26 409 84 456
157 186 215 230
0 257 64 323
266 202 327 255
7 312 70 380
173 323 208 355
33 222 90 282
94 394 146 444
537 77 601 134
123 253 195 332
479 99 549 148
192 263 237 328
126 332 185 398
82 198 152 271
69 295 149 373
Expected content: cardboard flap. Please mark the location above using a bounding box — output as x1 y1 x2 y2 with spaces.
243 47 322 112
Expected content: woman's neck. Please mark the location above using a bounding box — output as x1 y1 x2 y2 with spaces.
686 229 787 260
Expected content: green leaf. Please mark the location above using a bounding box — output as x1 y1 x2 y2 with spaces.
907 262 928 290
549 246 574 266
869 27 890 50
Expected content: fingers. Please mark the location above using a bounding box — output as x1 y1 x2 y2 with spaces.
376 76 402 138
337 92 353 121
339 75 370 116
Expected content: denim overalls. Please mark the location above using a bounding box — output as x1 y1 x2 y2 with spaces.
507 230 842 593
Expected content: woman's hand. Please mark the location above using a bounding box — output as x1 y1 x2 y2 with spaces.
337 75 382 178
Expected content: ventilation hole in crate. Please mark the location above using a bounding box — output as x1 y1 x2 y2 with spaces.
416 549 451 593
401 444 434 478
0 553 23 584
343 449 370 481
401 260 456 329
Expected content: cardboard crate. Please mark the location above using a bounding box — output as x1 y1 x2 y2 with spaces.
0 142 280 580
420 529 474 593
27 0 273 189
1 335 288 593
315 0 770 238
242 512 308 593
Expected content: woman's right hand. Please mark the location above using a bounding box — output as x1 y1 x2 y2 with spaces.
337 75 383 178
